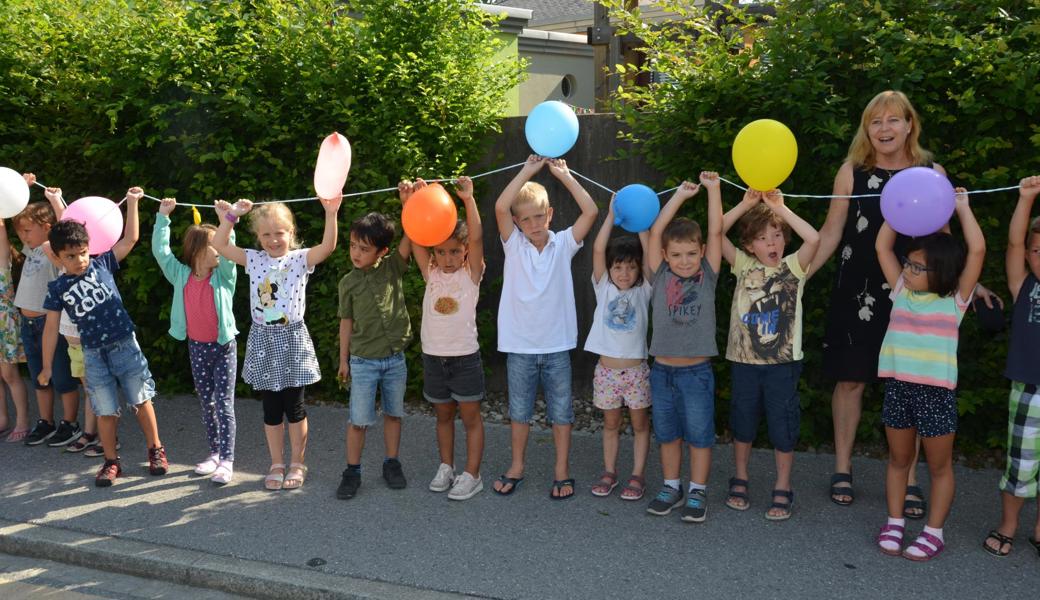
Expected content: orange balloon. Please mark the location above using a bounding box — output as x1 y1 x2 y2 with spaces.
401 183 458 247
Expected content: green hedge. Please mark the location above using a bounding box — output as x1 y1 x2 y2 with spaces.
0 0 523 401
604 0 1040 451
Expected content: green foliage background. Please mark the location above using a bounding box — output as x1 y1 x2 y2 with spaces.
605 0 1040 452
0 0 523 401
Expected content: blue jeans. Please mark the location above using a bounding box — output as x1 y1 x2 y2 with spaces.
650 361 715 447
348 352 407 427
21 315 78 394
506 351 574 425
83 334 156 417
729 361 802 452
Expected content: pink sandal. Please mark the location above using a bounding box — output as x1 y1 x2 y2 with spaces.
5 428 29 443
619 475 646 501
877 523 905 556
902 531 945 561
590 471 618 497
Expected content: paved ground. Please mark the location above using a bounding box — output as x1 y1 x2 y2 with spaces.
0 392 1037 599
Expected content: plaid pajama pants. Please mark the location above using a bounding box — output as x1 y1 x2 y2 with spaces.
1000 381 1040 498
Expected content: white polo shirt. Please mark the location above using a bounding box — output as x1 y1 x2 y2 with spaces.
497 226 582 354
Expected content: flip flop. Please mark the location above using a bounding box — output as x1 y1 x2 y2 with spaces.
550 478 576 500
903 485 927 520
265 463 286 491
5 428 29 443
493 474 524 496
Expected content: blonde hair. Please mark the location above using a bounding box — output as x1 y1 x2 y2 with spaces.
249 202 300 249
512 181 549 214
845 91 933 170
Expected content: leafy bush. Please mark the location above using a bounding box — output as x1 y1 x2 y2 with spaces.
604 0 1040 451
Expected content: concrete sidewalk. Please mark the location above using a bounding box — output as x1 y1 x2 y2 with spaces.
0 393 1036 599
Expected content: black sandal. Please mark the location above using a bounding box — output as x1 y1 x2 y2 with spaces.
765 489 794 521
983 530 1013 557
829 473 853 506
903 485 927 520
725 477 750 511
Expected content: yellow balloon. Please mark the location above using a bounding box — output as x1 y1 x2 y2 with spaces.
731 119 798 191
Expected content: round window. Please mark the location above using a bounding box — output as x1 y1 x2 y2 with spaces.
561 74 576 98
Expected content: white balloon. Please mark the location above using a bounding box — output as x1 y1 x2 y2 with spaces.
0 167 30 219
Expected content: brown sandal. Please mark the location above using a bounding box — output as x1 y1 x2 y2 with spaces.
619 475 645 501
590 471 618 497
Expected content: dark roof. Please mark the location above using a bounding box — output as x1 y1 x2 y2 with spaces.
493 0 593 26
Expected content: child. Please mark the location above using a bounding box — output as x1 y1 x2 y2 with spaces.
39 187 168 487
13 180 82 446
585 196 653 501
153 198 239 484
491 155 599 500
336 193 413 500
720 188 820 520
0 215 29 442
874 187 985 561
983 175 1040 557
645 172 721 522
410 176 487 501
213 196 340 491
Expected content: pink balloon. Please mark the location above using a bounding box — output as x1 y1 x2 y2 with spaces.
61 196 123 255
313 132 352 199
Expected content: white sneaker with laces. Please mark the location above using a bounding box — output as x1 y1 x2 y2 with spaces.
195 455 220 476
448 472 483 501
429 463 455 492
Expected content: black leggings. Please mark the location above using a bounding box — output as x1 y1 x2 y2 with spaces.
261 386 306 426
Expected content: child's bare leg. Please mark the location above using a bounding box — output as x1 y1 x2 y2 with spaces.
767 450 794 518
133 401 161 448
60 389 80 424
458 401 483 477
288 418 308 465
552 423 572 483
600 408 621 474
630 407 650 477
492 422 529 492
904 434 924 517
729 440 753 509
98 415 119 460
660 439 682 481
921 433 956 529
383 415 401 458
434 402 456 466
35 387 55 424
831 381 864 502
689 445 711 487
985 491 1024 554
83 394 96 435
1 362 28 429
346 424 366 465
885 426 916 518
266 423 286 465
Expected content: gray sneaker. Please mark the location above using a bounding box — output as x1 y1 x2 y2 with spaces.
680 489 708 523
448 472 484 501
646 485 684 516
429 463 455 492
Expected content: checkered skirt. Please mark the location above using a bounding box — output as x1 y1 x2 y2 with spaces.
243 320 321 391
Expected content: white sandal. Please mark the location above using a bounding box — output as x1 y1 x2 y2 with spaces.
265 463 286 491
212 460 234 485
194 455 220 476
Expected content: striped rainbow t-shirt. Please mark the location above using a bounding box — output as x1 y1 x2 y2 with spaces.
877 277 969 390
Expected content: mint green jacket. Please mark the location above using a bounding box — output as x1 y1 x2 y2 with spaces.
151 214 238 345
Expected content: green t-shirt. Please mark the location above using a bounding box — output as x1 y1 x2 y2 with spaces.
337 251 412 359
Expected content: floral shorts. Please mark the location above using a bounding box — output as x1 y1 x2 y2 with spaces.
593 361 651 411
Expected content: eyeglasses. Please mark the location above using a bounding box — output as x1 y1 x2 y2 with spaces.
900 256 932 276
1029 248 1040 256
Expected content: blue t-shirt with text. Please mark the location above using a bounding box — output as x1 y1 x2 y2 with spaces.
44 251 136 349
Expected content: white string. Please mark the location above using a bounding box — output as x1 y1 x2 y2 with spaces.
568 169 616 194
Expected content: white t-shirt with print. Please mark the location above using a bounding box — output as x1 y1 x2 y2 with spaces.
245 249 313 326
584 275 652 359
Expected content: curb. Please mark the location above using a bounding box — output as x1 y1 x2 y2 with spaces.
0 518 480 600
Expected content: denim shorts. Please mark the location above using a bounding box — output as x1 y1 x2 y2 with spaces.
729 361 802 452
21 315 77 393
348 351 407 427
506 351 573 425
83 334 156 417
650 361 715 447
423 352 485 403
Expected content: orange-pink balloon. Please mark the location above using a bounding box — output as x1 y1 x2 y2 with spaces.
313 132 351 199
402 183 458 247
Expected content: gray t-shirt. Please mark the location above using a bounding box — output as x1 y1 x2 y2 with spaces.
14 245 60 313
649 259 718 358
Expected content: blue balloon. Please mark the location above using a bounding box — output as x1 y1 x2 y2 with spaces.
613 184 660 233
524 101 579 158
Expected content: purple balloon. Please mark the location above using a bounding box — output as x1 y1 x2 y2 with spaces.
880 167 955 237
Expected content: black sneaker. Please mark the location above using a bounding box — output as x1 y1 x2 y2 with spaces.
47 420 83 447
680 489 708 523
24 419 56 446
383 458 407 489
95 459 122 487
336 468 361 500
646 485 684 516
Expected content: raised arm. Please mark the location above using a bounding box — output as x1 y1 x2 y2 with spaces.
648 181 700 274
111 187 143 262
402 180 431 280
212 199 251 266
306 194 342 267
875 221 902 291
495 155 545 242
638 230 651 283
43 185 66 221
762 189 820 272
457 176 484 286
808 162 854 278
1007 176 1040 301
700 171 723 275
954 188 986 301
591 195 615 283
721 189 761 266
547 158 599 243
151 198 182 282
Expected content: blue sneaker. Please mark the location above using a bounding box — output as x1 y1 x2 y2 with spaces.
646 485 684 516
681 488 708 523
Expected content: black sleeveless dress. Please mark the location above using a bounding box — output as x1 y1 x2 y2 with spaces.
822 166 912 382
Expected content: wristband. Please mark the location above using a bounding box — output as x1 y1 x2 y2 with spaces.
225 213 238 224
